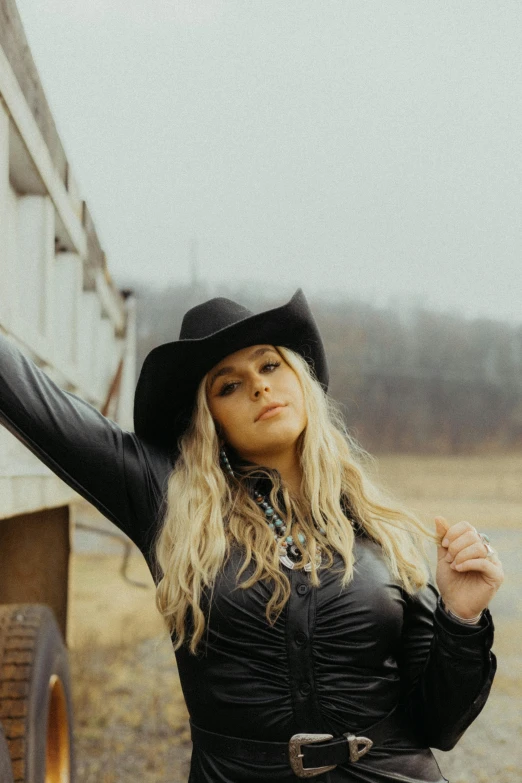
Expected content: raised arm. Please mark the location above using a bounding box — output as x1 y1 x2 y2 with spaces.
0 332 173 556
397 580 496 750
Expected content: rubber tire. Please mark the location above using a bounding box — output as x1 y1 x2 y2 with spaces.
0 604 75 783
0 721 15 783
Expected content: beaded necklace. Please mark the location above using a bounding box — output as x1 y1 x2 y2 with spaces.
220 447 324 571
253 490 323 571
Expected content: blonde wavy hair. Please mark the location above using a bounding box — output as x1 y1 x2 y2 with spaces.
152 345 439 653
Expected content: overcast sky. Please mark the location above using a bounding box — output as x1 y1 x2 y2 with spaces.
15 0 522 324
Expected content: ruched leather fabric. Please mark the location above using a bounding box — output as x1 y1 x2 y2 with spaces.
0 333 496 782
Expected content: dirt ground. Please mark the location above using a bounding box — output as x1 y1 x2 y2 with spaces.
67 453 522 783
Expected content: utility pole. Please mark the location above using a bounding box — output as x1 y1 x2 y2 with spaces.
190 235 199 287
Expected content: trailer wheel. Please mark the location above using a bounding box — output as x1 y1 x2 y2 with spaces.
0 721 14 782
0 604 75 783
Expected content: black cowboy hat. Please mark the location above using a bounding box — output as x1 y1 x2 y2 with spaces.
133 288 329 448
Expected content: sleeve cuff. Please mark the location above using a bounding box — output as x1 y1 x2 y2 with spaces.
434 596 494 651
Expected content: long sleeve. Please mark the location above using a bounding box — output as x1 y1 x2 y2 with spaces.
0 332 173 556
397 580 496 751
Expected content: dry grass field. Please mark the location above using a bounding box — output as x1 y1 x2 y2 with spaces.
67 454 522 783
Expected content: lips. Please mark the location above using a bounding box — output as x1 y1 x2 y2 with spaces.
255 403 286 422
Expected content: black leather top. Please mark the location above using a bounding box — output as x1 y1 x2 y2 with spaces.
0 334 496 782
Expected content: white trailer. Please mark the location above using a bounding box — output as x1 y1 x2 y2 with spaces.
0 1 137 780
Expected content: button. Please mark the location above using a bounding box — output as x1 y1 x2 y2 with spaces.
295 631 307 646
299 681 311 695
296 584 309 596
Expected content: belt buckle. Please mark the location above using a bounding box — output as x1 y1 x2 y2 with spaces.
343 732 373 762
288 733 335 778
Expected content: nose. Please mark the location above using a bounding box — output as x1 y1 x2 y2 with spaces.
252 373 270 398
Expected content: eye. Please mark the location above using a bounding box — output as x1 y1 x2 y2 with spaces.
218 381 239 397
261 360 280 372
217 360 281 397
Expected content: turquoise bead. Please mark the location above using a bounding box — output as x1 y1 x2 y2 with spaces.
286 536 293 544
298 533 305 544
275 519 283 527
265 508 274 516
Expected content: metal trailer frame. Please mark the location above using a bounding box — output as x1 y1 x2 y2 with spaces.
0 2 137 779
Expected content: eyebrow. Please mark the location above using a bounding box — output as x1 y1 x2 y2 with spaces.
209 347 276 390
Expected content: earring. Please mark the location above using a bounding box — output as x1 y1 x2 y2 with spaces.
219 446 234 478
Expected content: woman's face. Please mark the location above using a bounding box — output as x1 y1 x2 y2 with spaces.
206 344 307 462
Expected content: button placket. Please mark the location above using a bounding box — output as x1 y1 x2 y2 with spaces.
295 630 307 646
285 570 323 732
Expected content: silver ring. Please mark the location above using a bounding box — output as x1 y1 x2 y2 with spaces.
478 532 495 559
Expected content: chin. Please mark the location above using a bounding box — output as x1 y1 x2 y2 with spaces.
254 428 302 453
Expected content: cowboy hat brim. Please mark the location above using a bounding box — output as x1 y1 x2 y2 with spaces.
133 289 328 448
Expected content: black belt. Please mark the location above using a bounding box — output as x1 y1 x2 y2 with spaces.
190 705 408 779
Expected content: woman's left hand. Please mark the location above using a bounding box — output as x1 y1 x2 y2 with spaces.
434 516 504 619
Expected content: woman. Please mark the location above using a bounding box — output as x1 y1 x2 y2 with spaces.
0 288 503 783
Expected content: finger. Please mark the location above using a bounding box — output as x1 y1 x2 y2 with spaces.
445 530 482 561
452 556 504 582
451 541 492 566
435 516 450 546
435 517 452 562
440 520 476 547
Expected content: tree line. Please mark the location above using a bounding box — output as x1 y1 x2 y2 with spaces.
126 279 522 455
